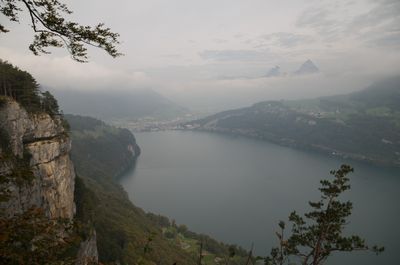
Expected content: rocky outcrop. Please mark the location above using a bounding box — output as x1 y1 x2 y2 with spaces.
76 230 99 265
0 99 100 263
0 100 75 219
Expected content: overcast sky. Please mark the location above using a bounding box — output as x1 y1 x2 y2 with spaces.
1 0 399 110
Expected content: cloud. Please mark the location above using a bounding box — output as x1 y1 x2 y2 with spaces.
233 33 245 39
161 54 182 59
260 32 313 48
199 49 272 62
213 39 229 44
296 0 400 48
296 7 339 38
0 47 153 91
349 0 400 48
164 70 378 111
368 32 400 48
1 0 400 112
349 0 400 30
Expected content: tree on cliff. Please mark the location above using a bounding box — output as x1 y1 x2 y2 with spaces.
264 165 384 265
0 0 121 62
41 91 59 115
0 60 42 111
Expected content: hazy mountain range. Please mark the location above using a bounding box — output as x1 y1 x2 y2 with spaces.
265 59 319 77
49 88 188 120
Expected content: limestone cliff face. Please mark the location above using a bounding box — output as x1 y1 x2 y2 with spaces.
0 100 75 219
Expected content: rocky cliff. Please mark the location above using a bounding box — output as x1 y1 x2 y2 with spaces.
0 99 99 264
76 230 99 265
0 99 75 219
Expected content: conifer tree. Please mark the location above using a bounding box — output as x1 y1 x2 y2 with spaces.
264 165 384 265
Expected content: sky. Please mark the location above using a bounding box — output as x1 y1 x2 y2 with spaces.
1 0 400 111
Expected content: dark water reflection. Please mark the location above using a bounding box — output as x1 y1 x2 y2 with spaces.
119 131 400 264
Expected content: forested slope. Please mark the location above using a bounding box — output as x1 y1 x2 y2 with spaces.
67 115 249 265
187 76 400 167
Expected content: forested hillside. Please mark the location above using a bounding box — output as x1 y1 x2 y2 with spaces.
187 76 400 167
67 115 249 265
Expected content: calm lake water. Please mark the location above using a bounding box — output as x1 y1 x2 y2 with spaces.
119 130 400 264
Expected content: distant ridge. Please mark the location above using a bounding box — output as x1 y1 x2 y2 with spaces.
265 66 281 77
185 76 400 167
294 59 319 75
264 60 319 78
50 88 188 120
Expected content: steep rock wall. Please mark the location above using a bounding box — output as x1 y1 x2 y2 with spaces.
0 100 75 219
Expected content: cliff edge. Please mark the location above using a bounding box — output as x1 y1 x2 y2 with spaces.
0 99 75 219
0 98 98 264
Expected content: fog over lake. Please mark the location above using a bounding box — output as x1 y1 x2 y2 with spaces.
120 131 400 265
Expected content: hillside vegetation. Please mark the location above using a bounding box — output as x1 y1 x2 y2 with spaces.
67 115 249 265
0 60 60 116
187 76 400 167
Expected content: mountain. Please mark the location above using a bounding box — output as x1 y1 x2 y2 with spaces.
265 66 281 77
294 59 319 75
185 76 400 167
0 61 248 264
264 60 318 78
50 88 188 120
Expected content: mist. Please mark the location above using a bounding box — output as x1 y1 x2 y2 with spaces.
1 0 399 113
2 1 400 264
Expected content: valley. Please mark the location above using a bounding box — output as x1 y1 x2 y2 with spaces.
1 1 400 264
119 130 400 265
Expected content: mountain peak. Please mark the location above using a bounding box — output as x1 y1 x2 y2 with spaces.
295 59 319 75
266 65 281 77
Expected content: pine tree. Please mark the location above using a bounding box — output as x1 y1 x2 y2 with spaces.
264 165 384 265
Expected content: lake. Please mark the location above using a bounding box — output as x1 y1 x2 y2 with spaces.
119 130 400 264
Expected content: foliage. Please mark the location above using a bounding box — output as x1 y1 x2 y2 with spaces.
74 176 98 225
0 60 64 116
65 114 139 179
149 213 249 261
0 149 35 203
0 207 81 265
41 90 59 116
0 126 11 155
146 212 171 227
264 165 384 265
0 95 6 108
0 60 42 112
0 0 121 62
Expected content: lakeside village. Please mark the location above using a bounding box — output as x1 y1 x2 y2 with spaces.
109 115 202 132
108 102 335 133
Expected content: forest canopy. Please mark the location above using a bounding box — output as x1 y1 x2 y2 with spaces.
0 60 59 115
